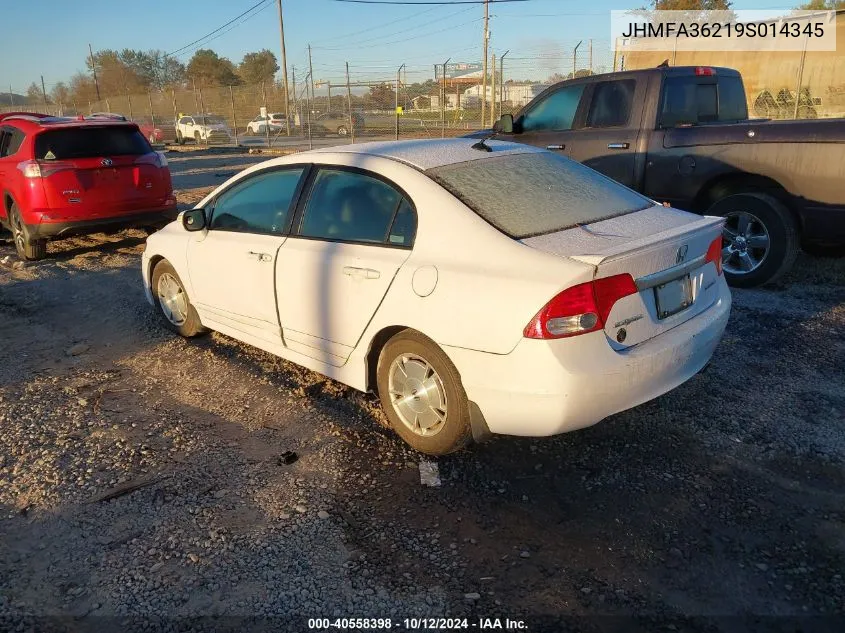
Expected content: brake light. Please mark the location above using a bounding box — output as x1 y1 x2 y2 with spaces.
524 274 638 339
694 66 716 76
705 236 723 276
17 160 76 178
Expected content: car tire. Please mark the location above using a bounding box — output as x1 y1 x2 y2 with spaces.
337 125 349 137
9 203 46 261
194 131 202 144
708 192 798 288
151 260 206 337
176 131 184 145
376 329 472 456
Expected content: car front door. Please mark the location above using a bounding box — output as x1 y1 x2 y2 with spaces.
497 82 588 157
565 78 645 189
275 166 417 366
186 166 307 344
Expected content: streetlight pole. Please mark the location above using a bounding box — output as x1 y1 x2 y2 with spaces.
499 50 509 119
395 63 405 140
573 40 583 78
276 0 291 135
481 0 489 128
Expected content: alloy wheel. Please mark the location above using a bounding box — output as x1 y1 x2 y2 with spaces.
721 211 771 275
156 272 188 326
387 353 448 437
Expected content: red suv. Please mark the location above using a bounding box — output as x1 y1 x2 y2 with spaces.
0 112 177 260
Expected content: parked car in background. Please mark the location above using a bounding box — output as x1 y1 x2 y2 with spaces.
246 113 287 135
142 139 729 455
476 65 845 287
134 117 176 145
175 114 233 145
312 111 363 137
0 112 176 260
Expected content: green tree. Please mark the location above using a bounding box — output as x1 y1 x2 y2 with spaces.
87 49 146 96
238 49 279 85
69 72 98 106
186 49 240 88
798 0 845 9
366 83 396 110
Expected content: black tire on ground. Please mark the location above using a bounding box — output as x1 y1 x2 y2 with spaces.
150 259 206 337
176 131 185 145
9 203 47 261
707 192 798 288
376 329 472 456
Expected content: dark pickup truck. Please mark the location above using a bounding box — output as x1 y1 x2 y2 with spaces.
481 66 845 287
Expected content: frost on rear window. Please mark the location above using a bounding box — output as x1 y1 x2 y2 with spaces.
427 152 651 239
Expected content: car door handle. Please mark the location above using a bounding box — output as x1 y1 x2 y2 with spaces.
607 142 630 149
248 251 272 262
342 266 381 280
546 144 565 151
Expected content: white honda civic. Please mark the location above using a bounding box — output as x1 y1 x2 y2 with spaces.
142 139 730 455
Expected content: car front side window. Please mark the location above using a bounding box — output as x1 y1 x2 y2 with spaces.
298 168 412 246
521 84 586 133
209 168 305 235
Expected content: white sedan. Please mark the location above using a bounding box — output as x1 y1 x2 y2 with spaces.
142 139 731 455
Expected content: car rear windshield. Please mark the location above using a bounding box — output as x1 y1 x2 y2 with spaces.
427 152 652 239
35 126 150 160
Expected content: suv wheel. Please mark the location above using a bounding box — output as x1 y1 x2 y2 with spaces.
708 192 798 288
9 203 46 261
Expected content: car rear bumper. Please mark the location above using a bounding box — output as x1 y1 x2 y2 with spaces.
445 280 731 437
31 207 179 239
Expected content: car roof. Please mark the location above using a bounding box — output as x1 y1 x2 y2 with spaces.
0 114 139 131
311 138 544 171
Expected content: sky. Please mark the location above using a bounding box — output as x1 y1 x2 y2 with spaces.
0 0 799 94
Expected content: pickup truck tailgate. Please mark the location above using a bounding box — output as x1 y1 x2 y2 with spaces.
522 205 725 348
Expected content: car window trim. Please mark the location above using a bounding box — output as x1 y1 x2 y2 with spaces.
206 163 313 237
289 164 417 250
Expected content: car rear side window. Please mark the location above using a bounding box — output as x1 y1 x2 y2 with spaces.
298 169 411 246
34 127 150 160
587 80 636 128
0 126 25 157
210 168 304 235
428 152 652 239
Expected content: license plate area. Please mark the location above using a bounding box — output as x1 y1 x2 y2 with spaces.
654 274 692 320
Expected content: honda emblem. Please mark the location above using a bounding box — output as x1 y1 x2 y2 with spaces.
676 245 688 264
101 158 113 167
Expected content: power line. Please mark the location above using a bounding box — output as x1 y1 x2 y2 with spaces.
329 0 530 4
172 1 276 60
166 0 273 58
310 4 440 43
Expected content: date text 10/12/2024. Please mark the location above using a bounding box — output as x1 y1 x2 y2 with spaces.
308 618 528 630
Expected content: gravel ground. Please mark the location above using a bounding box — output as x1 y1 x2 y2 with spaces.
1 149 843 633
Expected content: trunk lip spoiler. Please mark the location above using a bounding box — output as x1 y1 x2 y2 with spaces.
634 253 707 291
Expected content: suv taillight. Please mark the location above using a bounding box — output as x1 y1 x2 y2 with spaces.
705 236 723 276
524 274 638 340
17 160 76 178
135 152 168 168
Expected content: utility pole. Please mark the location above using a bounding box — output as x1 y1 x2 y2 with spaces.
589 39 593 74
346 62 354 144
307 45 315 114
499 50 509 119
481 0 489 128
490 53 496 127
276 0 291 135
40 76 48 107
292 65 297 129
395 63 405 140
88 44 101 102
573 40 583 78
8 85 13 106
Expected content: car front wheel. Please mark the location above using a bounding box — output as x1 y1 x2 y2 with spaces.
151 260 206 337
377 330 472 455
708 192 798 288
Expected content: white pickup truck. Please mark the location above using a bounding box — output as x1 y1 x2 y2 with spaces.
175 114 234 145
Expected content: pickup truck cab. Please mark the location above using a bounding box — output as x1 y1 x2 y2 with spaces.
490 66 845 287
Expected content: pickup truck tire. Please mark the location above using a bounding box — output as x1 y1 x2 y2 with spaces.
151 260 206 338
708 192 798 288
10 204 47 261
377 330 472 456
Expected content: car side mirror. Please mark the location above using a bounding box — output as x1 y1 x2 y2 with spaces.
182 208 206 232
494 114 514 134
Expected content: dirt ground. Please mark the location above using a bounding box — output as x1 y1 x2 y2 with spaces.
1 149 844 633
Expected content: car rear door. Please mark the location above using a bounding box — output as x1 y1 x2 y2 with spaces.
565 77 647 189
275 166 417 366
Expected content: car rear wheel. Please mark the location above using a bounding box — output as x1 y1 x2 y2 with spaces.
708 192 798 288
377 330 472 455
337 125 349 137
151 260 206 337
194 131 202 144
176 131 184 145
9 203 46 261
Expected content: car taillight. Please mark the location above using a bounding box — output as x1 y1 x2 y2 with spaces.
524 274 638 340
705 236 723 276
17 160 76 178
694 66 716 76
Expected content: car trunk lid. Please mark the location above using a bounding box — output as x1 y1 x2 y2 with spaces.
521 205 724 348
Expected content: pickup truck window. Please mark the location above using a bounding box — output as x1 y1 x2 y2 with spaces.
521 84 585 132
586 80 636 128
428 152 652 239
660 75 748 127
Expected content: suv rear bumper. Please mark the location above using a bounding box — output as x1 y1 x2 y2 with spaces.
31 208 179 239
